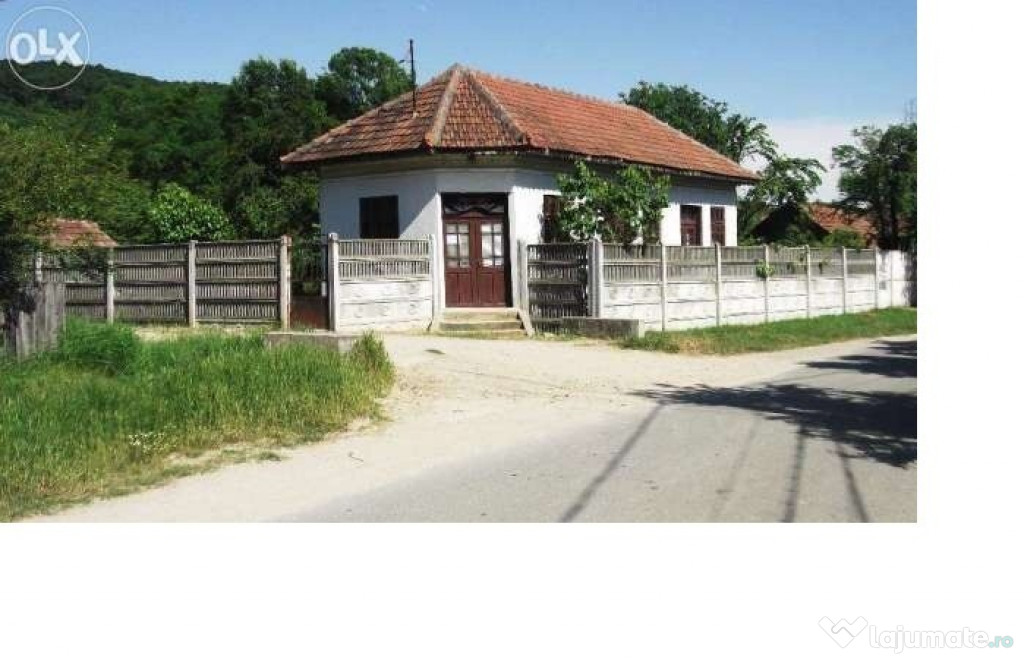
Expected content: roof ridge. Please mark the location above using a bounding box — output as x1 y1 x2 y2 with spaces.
464 69 530 146
468 67 634 113
424 65 463 148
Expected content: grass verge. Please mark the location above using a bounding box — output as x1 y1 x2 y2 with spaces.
621 308 916 355
0 319 394 521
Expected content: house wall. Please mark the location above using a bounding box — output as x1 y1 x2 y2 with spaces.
319 166 740 309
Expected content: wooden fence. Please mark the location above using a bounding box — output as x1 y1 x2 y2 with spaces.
525 243 590 330
2 282 65 359
41 239 289 326
37 236 437 332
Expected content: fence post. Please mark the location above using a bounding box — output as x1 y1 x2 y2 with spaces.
874 247 882 309
105 248 116 324
590 236 604 318
805 245 812 319
714 243 723 326
518 239 529 315
33 253 43 284
889 250 896 307
278 235 291 329
840 247 848 315
763 244 771 324
327 233 341 332
429 234 443 327
660 243 668 331
186 240 197 328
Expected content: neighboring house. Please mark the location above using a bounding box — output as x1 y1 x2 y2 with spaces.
751 203 876 246
283 64 757 309
45 219 118 248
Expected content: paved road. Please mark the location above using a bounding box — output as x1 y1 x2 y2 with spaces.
284 338 916 523
36 335 916 523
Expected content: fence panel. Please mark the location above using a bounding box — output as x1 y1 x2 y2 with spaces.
332 238 433 330
195 240 279 323
720 246 764 279
526 243 589 327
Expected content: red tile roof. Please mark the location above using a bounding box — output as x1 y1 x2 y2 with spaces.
809 203 876 244
45 219 117 248
283 64 758 182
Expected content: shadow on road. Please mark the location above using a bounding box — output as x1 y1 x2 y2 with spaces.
634 382 916 469
802 339 917 379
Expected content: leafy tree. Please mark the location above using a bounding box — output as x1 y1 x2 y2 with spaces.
621 82 776 162
221 58 329 209
315 47 412 122
0 121 150 242
822 228 867 249
738 156 825 240
147 184 233 242
832 123 917 250
237 174 320 238
555 161 669 244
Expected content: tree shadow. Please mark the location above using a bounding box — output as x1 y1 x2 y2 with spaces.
802 339 917 379
635 382 916 469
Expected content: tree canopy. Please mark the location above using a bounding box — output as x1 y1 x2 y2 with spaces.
833 123 917 250
316 47 412 123
621 81 776 162
0 47 410 246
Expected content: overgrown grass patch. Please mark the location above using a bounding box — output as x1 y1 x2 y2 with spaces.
0 319 394 520
621 308 916 355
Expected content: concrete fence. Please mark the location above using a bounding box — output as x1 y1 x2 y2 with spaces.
524 239 914 333
326 234 434 332
595 242 914 331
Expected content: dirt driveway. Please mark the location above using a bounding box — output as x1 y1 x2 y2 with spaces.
34 333 916 522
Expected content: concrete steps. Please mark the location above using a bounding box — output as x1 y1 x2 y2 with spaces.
435 309 527 336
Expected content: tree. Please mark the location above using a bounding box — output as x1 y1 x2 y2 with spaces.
738 156 825 241
621 82 776 162
555 161 669 244
315 48 412 123
0 121 150 242
221 58 329 209
237 174 320 239
147 184 233 242
832 123 917 250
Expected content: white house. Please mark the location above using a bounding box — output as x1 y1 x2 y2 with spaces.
283 64 758 311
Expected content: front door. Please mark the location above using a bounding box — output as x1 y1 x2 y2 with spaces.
442 194 510 307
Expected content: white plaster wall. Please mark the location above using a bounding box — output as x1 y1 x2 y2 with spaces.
660 184 739 246
320 167 742 309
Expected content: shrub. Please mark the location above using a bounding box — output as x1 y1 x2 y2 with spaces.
56 318 141 375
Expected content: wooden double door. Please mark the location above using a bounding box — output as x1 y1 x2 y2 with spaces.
442 194 510 307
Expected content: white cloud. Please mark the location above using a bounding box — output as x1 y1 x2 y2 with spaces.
751 117 900 201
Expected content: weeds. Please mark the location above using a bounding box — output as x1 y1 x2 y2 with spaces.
0 325 394 520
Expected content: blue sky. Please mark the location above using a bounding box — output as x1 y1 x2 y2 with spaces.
2 0 916 198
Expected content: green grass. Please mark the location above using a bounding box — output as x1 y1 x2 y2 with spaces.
621 308 917 355
0 319 394 521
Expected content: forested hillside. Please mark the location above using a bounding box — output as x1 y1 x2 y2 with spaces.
0 48 411 243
